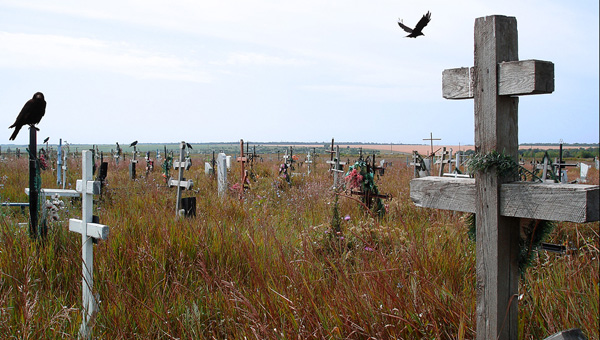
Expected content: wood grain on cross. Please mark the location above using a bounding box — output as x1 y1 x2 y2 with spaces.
410 15 598 340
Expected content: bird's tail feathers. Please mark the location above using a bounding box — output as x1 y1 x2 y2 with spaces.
9 126 21 141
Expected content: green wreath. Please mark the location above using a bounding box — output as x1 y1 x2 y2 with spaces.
345 160 385 217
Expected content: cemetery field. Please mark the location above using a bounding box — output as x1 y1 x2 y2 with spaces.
0 154 598 339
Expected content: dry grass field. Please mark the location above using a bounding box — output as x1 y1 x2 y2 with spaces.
0 151 598 339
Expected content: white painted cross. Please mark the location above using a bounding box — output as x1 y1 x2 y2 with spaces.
306 150 313 175
168 142 194 216
326 145 346 190
410 15 599 340
68 150 109 340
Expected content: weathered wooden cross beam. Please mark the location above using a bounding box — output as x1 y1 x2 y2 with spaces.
410 15 598 340
68 150 110 339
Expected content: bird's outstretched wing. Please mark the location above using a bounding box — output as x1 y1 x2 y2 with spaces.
413 11 431 34
397 19 413 33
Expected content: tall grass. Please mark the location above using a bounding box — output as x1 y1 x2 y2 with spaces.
0 154 598 339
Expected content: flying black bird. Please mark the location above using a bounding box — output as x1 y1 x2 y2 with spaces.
130 140 138 147
8 92 46 140
43 137 50 144
398 11 431 38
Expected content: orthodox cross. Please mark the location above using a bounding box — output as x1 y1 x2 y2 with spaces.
410 15 598 340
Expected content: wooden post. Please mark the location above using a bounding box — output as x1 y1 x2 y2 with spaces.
438 147 447 176
68 151 109 339
558 140 563 182
28 126 39 240
237 139 248 199
472 17 521 340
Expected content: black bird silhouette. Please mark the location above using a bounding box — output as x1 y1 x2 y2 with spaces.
43 137 50 144
8 92 46 140
186 143 193 150
398 11 431 38
130 140 138 147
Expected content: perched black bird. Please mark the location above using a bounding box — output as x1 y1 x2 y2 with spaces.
130 140 138 147
43 137 50 143
186 143 193 150
398 11 431 38
8 92 46 140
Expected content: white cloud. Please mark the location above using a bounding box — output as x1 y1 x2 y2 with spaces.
0 32 211 82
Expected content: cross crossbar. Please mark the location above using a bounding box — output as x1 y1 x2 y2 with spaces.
69 221 109 240
173 160 192 170
168 178 194 190
410 177 599 223
443 60 554 99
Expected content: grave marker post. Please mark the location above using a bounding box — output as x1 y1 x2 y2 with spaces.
217 152 227 197
437 147 448 176
167 144 194 214
68 151 109 339
306 148 314 175
174 142 185 216
326 145 346 190
410 15 594 340
129 144 137 179
236 139 248 199
28 126 39 240
57 138 63 186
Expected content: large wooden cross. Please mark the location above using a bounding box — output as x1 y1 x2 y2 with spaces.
410 15 599 340
68 150 109 339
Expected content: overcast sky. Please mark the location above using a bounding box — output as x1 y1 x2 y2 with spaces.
1 1 598 145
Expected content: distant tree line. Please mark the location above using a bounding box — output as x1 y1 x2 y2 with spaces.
519 147 599 159
461 147 598 159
